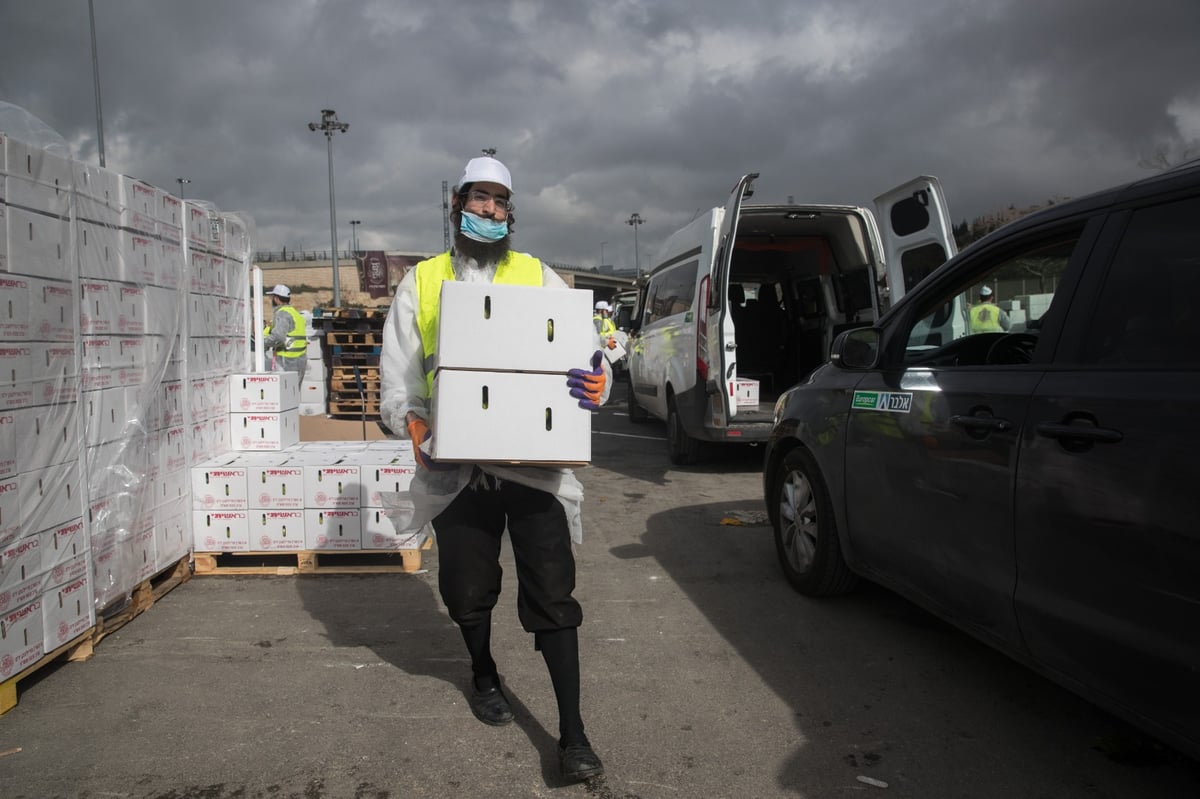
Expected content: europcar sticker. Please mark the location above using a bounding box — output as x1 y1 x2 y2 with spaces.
852 390 913 413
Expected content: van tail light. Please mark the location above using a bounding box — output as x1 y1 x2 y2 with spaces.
696 275 710 381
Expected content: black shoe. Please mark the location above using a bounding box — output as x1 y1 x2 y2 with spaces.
559 744 604 781
467 681 514 726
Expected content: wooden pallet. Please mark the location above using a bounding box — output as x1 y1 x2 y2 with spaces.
192 539 432 576
328 399 380 415
84 557 194 654
314 307 389 321
326 331 381 346
0 556 192 715
331 365 379 380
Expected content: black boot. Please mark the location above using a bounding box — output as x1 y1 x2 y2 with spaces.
537 628 603 780
461 621 513 726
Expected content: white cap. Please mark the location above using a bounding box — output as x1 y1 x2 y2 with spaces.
979 285 993 297
595 301 611 311
270 284 291 299
459 156 513 193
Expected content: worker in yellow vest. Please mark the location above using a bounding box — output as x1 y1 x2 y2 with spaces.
969 285 1011 334
263 284 308 380
378 155 607 782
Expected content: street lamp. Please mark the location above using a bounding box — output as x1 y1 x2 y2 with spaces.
350 219 361 253
308 108 349 307
599 240 606 268
626 213 644 283
176 177 190 200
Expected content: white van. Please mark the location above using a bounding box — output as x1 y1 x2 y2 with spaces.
626 172 957 463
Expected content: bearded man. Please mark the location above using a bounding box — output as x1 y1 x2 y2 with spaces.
379 155 608 782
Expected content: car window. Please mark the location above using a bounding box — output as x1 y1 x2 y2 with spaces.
1080 196 1200 366
645 261 699 324
902 237 1078 367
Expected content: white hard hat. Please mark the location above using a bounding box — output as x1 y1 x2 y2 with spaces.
979 285 993 297
270 284 291 299
595 301 611 311
459 156 513 193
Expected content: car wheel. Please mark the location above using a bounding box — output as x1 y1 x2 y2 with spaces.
627 379 648 424
772 447 857 596
666 395 699 465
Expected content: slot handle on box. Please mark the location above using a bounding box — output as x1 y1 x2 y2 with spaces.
545 407 552 431
546 319 554 341
482 385 489 409
484 295 492 319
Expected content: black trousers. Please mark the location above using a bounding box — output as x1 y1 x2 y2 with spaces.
434 472 583 633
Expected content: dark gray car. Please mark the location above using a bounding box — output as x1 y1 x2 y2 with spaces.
763 160 1200 761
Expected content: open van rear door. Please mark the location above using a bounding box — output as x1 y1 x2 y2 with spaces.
874 176 957 305
710 173 758 420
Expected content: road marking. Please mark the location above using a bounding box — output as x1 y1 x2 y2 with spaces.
595 430 665 441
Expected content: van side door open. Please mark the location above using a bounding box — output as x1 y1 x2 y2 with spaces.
874 177 958 304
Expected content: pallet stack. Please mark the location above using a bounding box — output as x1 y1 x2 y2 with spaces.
309 308 388 419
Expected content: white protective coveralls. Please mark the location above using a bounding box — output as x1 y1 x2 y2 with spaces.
377 254 613 543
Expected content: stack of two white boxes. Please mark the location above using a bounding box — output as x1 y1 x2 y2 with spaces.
429 281 596 465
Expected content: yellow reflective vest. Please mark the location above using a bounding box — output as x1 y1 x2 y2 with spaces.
969 302 1004 333
414 250 543 394
594 314 617 336
268 305 308 358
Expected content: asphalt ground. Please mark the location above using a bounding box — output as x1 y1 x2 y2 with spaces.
1 399 1199 798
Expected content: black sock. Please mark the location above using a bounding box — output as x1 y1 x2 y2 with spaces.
460 620 498 692
536 628 588 747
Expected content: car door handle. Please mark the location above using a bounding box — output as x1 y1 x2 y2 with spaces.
1035 422 1123 444
951 414 1012 432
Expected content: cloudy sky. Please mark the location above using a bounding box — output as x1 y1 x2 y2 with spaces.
2 0 1198 271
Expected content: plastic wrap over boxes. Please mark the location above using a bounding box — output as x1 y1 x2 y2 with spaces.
190 442 424 553
430 281 594 465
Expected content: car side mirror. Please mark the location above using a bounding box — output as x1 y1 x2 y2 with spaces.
831 327 880 370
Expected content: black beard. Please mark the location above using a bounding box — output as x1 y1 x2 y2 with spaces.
452 229 511 266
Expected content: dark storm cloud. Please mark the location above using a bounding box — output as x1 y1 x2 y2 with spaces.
1 0 1197 268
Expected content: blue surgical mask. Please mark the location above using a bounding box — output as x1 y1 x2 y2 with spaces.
460 211 509 242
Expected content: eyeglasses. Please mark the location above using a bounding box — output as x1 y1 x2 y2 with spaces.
462 188 513 214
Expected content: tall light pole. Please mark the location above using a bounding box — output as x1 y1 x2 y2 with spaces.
350 219 361 253
626 213 644 283
308 108 349 307
599 241 606 268
176 177 190 200
88 0 106 167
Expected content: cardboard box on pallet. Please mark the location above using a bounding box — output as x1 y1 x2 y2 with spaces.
304 507 360 550
228 372 299 413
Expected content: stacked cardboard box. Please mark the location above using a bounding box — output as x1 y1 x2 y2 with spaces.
430 281 594 465
0 123 255 679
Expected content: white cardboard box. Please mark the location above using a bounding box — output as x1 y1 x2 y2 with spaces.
228 372 300 413
431 369 590 464
42 567 94 651
6 206 71 280
192 509 251 552
304 507 361 550
734 378 760 407
229 410 300 451
437 281 595 373
249 509 306 551
191 463 249 510
0 598 43 678
248 464 305 509
301 462 361 508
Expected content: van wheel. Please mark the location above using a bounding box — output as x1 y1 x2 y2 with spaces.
667 396 700 465
771 447 857 597
627 380 648 423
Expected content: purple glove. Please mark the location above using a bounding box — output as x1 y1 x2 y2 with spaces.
567 350 606 411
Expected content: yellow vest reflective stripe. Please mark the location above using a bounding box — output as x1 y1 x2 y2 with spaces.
969 302 1003 333
415 251 543 394
275 305 308 357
